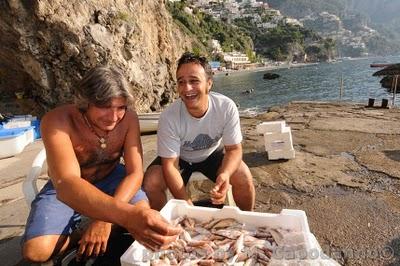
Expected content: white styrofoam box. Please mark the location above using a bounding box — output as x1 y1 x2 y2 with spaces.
268 148 296 160
264 125 291 136
0 130 28 159
264 128 293 145
282 126 291 133
121 200 338 266
265 139 294 151
256 120 286 134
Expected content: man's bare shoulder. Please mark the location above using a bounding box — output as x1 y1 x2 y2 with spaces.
124 109 137 118
121 109 139 125
41 104 78 130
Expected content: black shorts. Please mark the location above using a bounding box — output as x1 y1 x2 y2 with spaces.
148 149 224 185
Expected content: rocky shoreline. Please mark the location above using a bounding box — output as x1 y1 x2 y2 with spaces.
139 101 400 265
189 101 400 265
240 101 400 265
1 101 400 265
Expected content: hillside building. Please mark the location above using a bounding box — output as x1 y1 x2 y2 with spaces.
223 52 250 69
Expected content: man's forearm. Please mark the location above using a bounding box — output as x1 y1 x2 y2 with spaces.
163 165 190 201
113 172 143 203
55 177 133 227
219 147 242 177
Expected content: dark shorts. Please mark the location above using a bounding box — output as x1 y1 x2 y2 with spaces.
23 164 147 242
148 149 224 185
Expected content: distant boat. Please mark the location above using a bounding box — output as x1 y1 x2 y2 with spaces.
138 113 159 133
263 73 280 80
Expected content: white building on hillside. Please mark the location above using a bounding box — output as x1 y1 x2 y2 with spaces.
284 17 303 26
223 52 250 69
265 9 281 17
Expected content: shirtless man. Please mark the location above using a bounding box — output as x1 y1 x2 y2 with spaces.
22 66 180 263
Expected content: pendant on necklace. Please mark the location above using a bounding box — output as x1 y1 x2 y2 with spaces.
99 138 107 149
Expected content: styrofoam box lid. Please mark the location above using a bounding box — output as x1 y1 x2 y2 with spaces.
120 200 338 266
256 120 286 134
264 126 291 135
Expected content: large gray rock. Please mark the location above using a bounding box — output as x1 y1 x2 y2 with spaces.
0 0 192 115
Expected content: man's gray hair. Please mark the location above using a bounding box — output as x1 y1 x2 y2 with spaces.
75 66 133 111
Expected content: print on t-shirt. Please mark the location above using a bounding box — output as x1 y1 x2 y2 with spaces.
182 133 221 151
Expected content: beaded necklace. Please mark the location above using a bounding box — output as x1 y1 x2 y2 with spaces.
82 113 108 149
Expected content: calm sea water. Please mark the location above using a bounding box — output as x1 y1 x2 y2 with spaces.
213 55 400 115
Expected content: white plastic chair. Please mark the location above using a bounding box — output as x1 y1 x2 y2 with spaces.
23 147 47 208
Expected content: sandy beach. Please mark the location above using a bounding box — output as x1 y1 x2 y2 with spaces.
1 101 400 265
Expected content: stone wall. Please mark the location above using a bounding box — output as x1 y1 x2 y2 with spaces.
0 0 192 116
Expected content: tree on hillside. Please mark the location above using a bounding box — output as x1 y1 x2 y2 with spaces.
323 38 336 61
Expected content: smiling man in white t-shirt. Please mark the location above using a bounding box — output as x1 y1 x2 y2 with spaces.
143 52 255 211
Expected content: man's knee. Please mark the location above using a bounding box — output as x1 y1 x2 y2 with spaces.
22 236 59 263
143 165 166 192
231 161 253 186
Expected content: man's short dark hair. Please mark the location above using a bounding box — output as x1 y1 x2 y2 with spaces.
177 52 213 79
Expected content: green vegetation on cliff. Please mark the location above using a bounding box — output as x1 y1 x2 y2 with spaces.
167 2 335 63
167 2 254 59
234 17 333 62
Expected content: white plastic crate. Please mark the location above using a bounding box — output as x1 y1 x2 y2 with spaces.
121 200 339 266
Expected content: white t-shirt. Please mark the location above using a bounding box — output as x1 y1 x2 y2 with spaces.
157 92 242 163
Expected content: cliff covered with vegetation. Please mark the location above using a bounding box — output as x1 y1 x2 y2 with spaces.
168 2 335 63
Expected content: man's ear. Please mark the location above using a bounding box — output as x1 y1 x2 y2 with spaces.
207 79 213 93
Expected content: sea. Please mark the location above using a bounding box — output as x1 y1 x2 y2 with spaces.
213 55 400 116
